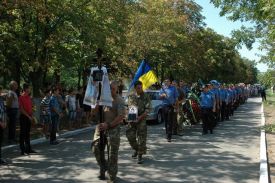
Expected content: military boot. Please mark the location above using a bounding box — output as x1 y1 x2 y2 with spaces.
132 151 138 159
137 154 144 164
107 174 117 183
98 167 106 180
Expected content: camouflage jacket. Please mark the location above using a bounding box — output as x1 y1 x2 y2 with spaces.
128 92 151 116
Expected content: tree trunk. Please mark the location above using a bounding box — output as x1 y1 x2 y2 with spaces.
82 66 89 87
77 67 81 89
54 69 61 84
14 57 21 87
160 63 164 84
29 67 43 97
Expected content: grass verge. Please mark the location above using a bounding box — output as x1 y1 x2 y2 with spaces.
263 90 275 132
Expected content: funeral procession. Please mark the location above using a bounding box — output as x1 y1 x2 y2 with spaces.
0 0 274 183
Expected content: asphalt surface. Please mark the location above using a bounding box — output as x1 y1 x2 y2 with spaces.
0 98 262 183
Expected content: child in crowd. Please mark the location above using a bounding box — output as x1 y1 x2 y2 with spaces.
40 89 51 139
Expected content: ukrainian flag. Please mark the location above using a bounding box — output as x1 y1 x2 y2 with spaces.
129 60 158 91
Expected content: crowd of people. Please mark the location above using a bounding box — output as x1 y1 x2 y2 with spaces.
90 78 257 183
0 79 266 183
158 79 252 141
0 81 92 165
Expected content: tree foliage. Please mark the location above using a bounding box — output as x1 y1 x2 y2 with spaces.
258 70 275 88
210 0 275 67
0 0 259 96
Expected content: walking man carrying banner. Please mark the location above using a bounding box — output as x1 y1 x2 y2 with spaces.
92 81 125 183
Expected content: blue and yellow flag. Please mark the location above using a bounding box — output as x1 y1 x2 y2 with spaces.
129 60 158 91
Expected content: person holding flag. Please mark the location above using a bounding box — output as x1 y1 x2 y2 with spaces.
126 60 157 164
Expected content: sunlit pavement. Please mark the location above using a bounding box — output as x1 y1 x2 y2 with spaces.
0 98 261 183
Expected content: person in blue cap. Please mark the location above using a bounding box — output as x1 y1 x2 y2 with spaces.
229 84 236 116
220 84 228 121
224 84 231 120
159 79 179 142
209 80 221 126
199 84 216 134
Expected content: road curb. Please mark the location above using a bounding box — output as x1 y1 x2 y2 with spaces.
2 126 95 151
260 103 269 183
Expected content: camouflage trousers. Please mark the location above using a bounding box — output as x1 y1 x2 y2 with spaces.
92 126 120 181
126 120 147 155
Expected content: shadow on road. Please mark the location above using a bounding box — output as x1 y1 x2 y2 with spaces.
0 98 261 183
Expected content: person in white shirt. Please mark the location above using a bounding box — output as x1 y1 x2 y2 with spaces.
6 81 19 143
66 88 77 129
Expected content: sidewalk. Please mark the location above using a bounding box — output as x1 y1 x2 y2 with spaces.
0 98 262 183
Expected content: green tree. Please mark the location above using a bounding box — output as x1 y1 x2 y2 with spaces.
258 70 275 87
0 0 130 95
210 0 275 67
0 0 259 93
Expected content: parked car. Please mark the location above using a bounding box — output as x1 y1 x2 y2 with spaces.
122 90 164 124
145 90 164 124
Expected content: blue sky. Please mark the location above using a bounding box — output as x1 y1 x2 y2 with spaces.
194 0 268 72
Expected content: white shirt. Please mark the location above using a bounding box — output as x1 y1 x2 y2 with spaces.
7 90 19 108
66 95 76 111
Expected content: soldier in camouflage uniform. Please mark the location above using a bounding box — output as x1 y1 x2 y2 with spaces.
92 81 125 183
126 81 151 164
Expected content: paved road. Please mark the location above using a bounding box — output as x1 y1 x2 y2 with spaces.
0 98 262 183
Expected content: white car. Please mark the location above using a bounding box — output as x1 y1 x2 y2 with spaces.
123 90 164 124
